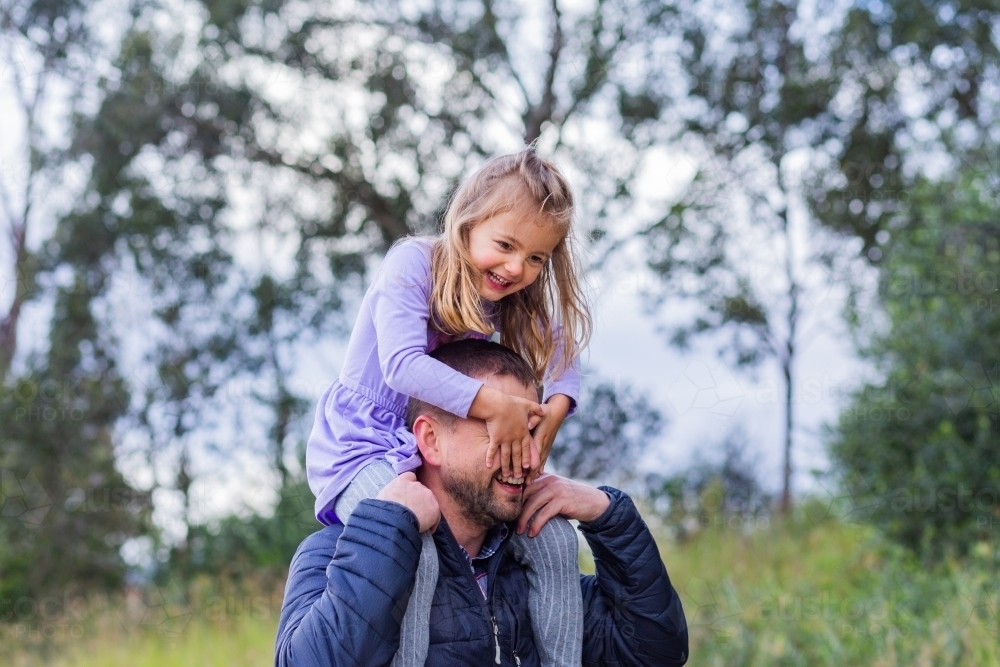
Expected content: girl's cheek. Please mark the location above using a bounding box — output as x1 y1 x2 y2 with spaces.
510 275 537 293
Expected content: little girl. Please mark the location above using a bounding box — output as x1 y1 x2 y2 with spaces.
306 146 591 667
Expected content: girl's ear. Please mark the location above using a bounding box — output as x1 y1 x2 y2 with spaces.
413 415 444 466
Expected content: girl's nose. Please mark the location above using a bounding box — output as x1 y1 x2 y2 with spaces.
505 258 523 278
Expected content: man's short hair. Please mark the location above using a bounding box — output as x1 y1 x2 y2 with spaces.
405 339 538 430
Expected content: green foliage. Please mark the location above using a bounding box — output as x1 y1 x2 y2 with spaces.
832 172 1000 561
644 430 772 542
11 517 1000 666
548 379 663 483
666 514 1000 666
0 281 153 605
41 0 681 564
163 478 317 585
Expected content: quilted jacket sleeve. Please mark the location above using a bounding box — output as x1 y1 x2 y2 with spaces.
274 499 422 667
579 487 689 667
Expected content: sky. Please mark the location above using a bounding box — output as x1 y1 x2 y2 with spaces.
0 0 879 543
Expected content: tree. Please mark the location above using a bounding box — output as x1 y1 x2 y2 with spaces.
831 170 999 561
610 0 861 512
0 0 151 609
598 0 1000 512
0 0 90 378
548 377 663 485
53 0 683 538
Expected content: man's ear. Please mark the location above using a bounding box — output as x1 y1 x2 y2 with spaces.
413 414 444 466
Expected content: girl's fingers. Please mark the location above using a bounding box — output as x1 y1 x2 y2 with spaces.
485 438 499 468
511 436 523 477
500 440 512 478
528 436 541 470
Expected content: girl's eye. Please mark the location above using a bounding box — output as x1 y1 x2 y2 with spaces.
528 255 545 264
497 241 513 251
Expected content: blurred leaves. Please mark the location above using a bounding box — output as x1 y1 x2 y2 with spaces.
3 0 1000 616
832 171 1000 561
548 378 663 483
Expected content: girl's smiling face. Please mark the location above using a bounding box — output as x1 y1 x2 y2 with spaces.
467 209 564 301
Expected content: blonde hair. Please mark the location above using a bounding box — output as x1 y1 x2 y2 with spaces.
429 147 591 383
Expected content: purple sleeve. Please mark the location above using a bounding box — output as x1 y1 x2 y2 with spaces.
370 241 485 418
542 327 582 416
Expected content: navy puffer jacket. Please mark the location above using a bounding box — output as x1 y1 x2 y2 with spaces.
275 487 688 666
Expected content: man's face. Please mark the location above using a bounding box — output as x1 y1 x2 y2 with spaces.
435 374 534 528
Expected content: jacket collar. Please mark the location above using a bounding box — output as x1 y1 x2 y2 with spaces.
434 516 515 568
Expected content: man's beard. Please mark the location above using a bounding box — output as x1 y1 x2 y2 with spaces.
441 468 523 528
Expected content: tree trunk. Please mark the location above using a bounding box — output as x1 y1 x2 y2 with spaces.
780 356 794 513
0 223 29 380
779 206 799 514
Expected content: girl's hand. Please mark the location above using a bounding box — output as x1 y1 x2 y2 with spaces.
471 386 545 479
527 394 571 484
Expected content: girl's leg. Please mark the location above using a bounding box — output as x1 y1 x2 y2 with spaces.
509 516 583 667
334 460 438 667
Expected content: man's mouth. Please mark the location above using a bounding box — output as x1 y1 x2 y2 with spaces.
494 471 525 494
485 271 513 291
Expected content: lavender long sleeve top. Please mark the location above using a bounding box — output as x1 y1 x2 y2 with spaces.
306 238 581 523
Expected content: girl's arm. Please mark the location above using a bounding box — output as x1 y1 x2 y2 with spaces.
370 241 485 418
529 328 582 478
541 325 582 414
371 242 543 479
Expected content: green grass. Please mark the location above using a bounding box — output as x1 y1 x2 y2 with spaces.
652 512 1000 666
8 515 1000 666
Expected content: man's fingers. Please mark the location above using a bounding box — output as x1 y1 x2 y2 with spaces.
517 485 555 534
527 413 543 430
525 467 540 486
522 473 554 498
528 502 563 537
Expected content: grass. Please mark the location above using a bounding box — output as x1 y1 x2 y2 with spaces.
7 512 1000 666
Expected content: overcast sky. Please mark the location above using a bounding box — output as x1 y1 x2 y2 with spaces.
0 1 878 542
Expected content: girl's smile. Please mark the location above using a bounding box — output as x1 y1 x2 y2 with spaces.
467 208 563 301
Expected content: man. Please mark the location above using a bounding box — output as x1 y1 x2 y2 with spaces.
275 340 688 666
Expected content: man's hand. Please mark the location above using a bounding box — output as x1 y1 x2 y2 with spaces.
516 473 611 537
377 472 441 533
